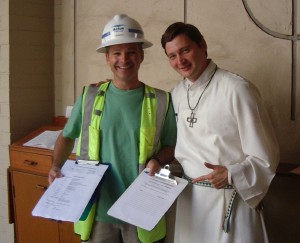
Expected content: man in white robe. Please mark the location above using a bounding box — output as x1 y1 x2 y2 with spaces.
161 22 280 243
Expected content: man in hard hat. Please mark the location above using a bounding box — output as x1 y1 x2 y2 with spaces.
48 14 177 243
161 22 279 243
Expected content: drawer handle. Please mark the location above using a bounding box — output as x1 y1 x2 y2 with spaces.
23 160 38 166
36 184 48 190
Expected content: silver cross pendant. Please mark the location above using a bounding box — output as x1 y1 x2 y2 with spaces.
187 112 197 127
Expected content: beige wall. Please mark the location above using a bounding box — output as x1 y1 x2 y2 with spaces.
1 0 299 242
9 0 54 141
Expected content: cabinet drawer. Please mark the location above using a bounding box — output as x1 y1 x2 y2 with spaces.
10 150 52 175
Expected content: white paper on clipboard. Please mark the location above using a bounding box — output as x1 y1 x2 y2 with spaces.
32 160 109 222
107 166 188 231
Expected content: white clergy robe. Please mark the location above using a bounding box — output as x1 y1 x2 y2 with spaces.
171 60 279 243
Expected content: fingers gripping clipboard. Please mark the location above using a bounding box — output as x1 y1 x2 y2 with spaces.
107 165 188 231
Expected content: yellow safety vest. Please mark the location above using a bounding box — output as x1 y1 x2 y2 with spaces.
74 81 169 242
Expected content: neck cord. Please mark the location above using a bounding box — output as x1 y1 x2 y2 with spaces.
187 66 218 112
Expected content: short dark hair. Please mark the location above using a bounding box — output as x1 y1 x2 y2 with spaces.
161 22 204 50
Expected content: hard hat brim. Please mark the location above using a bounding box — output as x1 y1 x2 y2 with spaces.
96 38 153 53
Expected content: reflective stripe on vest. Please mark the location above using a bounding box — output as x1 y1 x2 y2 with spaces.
76 82 109 161
139 85 169 172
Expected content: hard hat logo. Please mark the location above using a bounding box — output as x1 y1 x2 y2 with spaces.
112 25 125 33
96 14 152 53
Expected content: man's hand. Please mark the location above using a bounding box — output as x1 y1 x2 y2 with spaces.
49 133 75 184
48 166 63 184
192 162 229 189
146 159 161 176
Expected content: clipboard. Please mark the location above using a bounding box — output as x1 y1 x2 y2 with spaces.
154 164 177 185
76 159 100 166
107 165 188 231
32 160 109 222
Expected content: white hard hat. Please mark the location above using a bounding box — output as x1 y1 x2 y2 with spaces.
96 14 152 53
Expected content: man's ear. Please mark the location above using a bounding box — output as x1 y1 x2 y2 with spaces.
201 38 207 51
199 39 208 57
105 52 109 63
141 50 144 62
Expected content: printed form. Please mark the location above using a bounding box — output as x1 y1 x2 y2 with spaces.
32 160 109 222
108 168 188 231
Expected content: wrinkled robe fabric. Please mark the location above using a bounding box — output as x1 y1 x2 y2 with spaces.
171 60 279 243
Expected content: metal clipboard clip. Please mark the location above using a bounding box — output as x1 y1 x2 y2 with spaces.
75 159 100 166
155 164 177 185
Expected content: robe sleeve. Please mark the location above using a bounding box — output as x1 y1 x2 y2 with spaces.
226 81 280 208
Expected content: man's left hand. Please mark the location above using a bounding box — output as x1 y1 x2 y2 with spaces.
192 162 228 189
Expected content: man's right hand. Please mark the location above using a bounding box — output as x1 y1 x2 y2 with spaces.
49 133 75 184
48 166 63 184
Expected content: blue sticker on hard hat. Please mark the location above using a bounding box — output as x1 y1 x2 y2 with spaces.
102 32 110 39
129 28 143 35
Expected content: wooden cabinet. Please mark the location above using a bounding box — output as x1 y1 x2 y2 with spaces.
8 126 80 243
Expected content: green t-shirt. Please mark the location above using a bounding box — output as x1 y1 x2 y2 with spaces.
63 82 177 223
